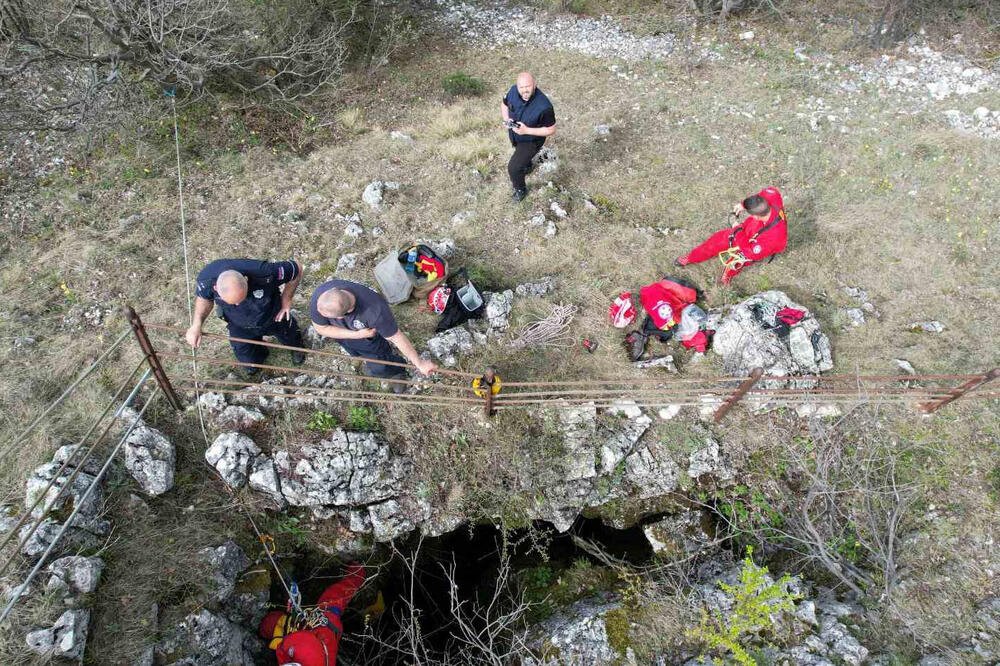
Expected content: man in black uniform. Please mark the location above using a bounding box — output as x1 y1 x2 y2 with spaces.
186 258 306 377
310 279 436 392
500 71 557 202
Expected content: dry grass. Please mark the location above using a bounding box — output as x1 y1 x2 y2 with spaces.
0 16 997 663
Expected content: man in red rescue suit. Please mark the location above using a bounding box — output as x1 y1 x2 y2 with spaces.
258 563 365 665
675 186 787 284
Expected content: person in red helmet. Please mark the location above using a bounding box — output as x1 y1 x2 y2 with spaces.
258 563 365 666
675 186 787 284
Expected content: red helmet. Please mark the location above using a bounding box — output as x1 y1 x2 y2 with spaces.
427 286 451 314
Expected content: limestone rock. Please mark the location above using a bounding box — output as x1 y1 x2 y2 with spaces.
155 609 258 666
532 146 559 175
273 429 409 509
643 510 714 558
657 405 682 420
24 460 108 539
205 433 261 489
368 499 418 541
623 442 680 499
46 556 104 603
687 438 735 485
20 518 105 559
197 392 227 413
910 320 945 333
120 409 176 496
422 237 456 259
215 405 266 430
633 355 676 372
485 290 514 332
525 595 629 665
425 327 475 367
51 444 100 475
343 221 363 238
713 291 833 377
200 540 250 603
362 180 385 209
557 403 598 482
248 456 286 508
515 277 556 297
337 253 357 272
26 609 90 661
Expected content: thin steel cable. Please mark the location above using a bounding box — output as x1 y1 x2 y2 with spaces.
495 386 960 400
176 377 485 404
168 101 299 603
182 387 484 409
0 360 147 562
0 329 131 463
146 323 479 380
492 395 988 408
157 351 477 394
501 373 984 388
0 382 159 628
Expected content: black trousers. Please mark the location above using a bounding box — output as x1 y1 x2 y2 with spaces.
227 315 304 366
507 141 543 191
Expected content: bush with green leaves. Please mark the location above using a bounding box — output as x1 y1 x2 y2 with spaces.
306 410 338 432
347 406 378 431
688 547 800 666
442 72 487 97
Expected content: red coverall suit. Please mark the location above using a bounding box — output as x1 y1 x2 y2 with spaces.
680 187 787 284
258 564 366 666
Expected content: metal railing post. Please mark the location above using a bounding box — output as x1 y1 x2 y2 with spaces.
919 368 999 414
713 367 764 423
124 306 184 410
483 369 496 418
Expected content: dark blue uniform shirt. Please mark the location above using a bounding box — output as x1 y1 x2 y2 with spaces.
309 279 399 339
196 259 298 331
503 86 555 145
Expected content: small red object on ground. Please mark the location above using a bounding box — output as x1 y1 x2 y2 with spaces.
582 338 598 353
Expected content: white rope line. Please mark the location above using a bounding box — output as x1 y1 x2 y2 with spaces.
170 95 193 321
509 303 577 349
167 92 297 603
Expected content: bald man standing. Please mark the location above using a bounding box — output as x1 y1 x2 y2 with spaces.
186 258 306 377
501 71 557 202
309 279 436 392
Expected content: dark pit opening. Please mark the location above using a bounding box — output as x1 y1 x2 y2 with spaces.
265 516 655 664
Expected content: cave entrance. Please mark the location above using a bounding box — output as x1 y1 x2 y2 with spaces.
269 516 654 664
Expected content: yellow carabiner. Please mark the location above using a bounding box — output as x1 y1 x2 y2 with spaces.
472 375 502 398
259 534 276 556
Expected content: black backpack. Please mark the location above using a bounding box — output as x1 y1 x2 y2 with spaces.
436 269 486 332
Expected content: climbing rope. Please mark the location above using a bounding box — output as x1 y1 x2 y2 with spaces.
166 92 306 614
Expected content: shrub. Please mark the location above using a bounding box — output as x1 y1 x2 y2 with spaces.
347 406 378 431
688 547 800 666
442 72 487 97
306 410 338 432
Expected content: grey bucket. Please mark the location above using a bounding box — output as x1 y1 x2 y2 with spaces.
373 252 413 304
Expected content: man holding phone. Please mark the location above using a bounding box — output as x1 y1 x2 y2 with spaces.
501 71 557 202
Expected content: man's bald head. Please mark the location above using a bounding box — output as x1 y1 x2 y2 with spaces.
216 270 248 305
516 72 536 101
316 289 355 318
